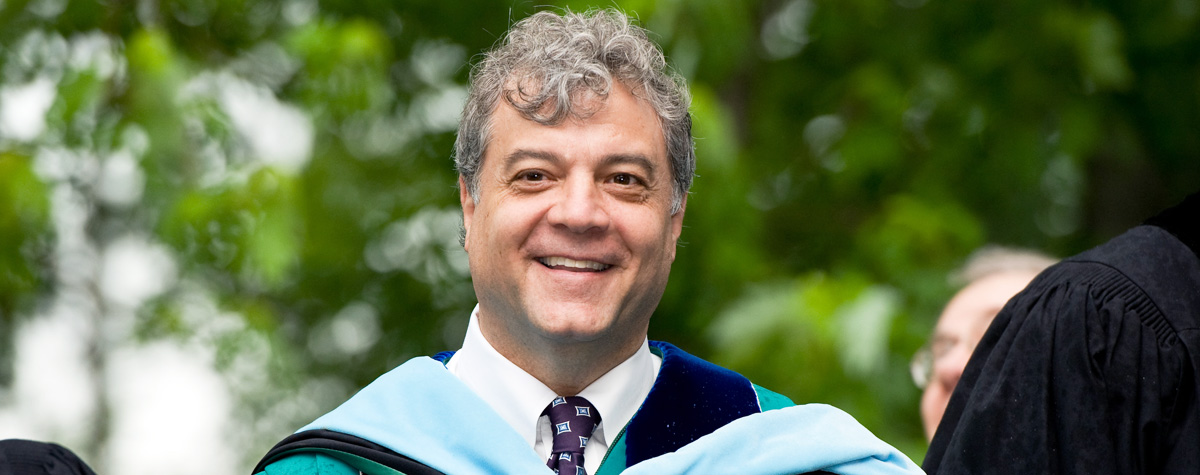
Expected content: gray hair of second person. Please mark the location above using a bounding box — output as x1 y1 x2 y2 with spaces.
454 8 695 215
951 245 1058 287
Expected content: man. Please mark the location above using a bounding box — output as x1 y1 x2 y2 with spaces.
923 192 1200 474
254 9 920 475
911 247 1055 441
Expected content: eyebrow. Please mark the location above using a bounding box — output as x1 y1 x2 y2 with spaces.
502 149 559 170
930 334 958 346
502 149 659 181
605 154 658 182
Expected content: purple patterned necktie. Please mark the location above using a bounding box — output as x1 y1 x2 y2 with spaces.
543 396 602 475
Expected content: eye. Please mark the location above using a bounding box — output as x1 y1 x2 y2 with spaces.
611 173 641 186
930 337 957 359
517 170 546 182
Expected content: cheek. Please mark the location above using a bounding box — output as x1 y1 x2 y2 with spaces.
630 209 677 241
919 390 937 426
920 387 936 408
620 221 668 260
479 199 550 255
467 208 509 265
921 385 949 418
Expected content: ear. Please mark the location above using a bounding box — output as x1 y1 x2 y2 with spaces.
459 176 475 252
667 194 687 261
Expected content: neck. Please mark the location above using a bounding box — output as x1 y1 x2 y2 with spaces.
523 342 640 396
478 317 644 396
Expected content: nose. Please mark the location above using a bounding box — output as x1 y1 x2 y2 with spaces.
546 175 611 233
933 345 971 391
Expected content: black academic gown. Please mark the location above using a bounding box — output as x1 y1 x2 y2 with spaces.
0 440 97 475
923 192 1200 475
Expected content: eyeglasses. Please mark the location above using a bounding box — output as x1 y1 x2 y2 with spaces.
910 345 933 389
911 335 981 390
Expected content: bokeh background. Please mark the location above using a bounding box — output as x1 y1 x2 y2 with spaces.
1 0 1197 472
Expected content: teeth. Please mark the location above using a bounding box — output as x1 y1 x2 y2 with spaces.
541 256 610 271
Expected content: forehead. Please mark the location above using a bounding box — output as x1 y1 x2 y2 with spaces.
934 271 1039 336
483 81 667 164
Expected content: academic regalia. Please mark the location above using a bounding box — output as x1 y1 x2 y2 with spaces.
255 341 921 475
923 192 1200 475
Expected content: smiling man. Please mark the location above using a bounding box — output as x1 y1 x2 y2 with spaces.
461 76 680 399
253 9 920 475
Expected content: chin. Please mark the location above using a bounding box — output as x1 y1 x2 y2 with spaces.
531 309 617 342
536 321 610 342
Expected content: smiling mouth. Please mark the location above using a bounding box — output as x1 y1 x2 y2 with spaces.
538 256 612 272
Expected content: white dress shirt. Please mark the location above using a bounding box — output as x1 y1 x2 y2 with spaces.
445 306 661 474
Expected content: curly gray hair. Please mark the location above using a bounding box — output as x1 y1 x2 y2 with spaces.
454 8 694 214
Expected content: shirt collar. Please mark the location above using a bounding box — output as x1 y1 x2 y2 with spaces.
446 305 660 448
578 337 658 445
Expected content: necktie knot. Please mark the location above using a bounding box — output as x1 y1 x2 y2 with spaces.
543 396 601 475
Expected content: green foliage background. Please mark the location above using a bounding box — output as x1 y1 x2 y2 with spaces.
1 0 1197 468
